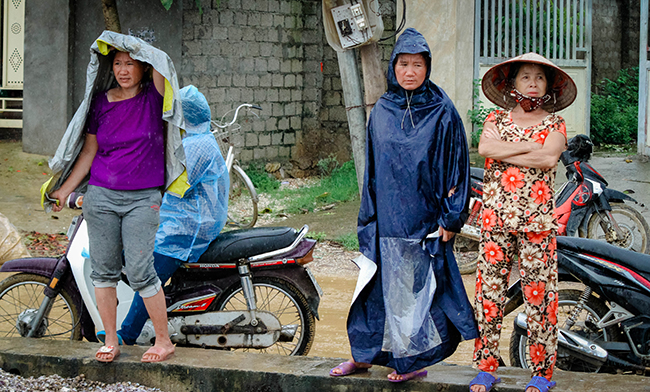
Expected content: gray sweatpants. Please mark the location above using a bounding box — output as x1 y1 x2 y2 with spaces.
83 185 162 298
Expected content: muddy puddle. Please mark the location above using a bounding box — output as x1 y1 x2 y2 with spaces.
308 269 519 368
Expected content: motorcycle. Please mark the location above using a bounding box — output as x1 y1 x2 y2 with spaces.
454 134 650 275
0 212 321 356
505 235 650 375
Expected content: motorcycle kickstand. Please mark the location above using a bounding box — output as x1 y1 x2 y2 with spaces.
565 287 592 330
237 258 258 326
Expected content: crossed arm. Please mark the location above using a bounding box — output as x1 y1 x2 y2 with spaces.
478 121 566 169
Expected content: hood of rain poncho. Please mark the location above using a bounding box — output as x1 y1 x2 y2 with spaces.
180 85 211 136
155 85 228 262
41 31 187 211
347 28 477 374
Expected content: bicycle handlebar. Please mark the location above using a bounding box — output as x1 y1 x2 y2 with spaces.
211 103 262 131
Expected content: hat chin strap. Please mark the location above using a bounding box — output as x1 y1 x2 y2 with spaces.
510 89 551 112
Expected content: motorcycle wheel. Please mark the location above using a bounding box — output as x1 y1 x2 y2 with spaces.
509 289 618 373
216 276 316 356
454 236 479 275
0 273 81 340
585 202 650 254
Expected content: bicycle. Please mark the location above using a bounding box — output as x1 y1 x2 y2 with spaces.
211 103 262 229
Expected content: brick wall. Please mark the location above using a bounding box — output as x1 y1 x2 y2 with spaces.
180 0 396 165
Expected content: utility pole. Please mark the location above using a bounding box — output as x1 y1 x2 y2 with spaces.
359 42 386 119
321 0 386 194
336 50 366 195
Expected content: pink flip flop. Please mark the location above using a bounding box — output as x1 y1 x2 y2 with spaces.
388 369 428 383
329 361 364 377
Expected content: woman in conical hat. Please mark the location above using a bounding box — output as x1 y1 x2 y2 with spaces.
470 53 576 392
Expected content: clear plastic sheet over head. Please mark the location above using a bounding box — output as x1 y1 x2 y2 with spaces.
380 237 441 358
43 31 186 212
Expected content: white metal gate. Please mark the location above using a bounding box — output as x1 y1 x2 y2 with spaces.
638 0 650 155
0 0 24 128
473 0 592 137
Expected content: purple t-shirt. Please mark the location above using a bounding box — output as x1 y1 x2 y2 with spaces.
86 82 165 190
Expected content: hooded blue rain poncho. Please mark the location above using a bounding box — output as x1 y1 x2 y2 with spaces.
154 86 229 262
347 28 478 374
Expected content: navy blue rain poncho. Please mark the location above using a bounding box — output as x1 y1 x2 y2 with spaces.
347 28 478 374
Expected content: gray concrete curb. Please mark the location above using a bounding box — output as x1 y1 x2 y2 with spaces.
1 338 649 391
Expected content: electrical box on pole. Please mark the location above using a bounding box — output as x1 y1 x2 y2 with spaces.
322 0 383 52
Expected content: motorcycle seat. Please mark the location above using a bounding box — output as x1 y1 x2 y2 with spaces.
470 167 484 180
557 236 650 281
197 226 298 263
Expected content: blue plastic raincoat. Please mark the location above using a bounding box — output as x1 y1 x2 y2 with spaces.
154 86 229 262
347 28 478 374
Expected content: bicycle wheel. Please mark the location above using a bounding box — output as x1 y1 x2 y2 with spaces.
216 277 316 356
0 273 81 340
227 164 258 228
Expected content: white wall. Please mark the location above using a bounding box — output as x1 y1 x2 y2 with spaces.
397 0 475 138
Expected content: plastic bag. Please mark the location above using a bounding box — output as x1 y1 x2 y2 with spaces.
380 237 441 358
0 212 30 265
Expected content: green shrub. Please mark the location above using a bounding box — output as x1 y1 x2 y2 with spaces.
317 154 339 177
590 67 638 146
244 163 280 192
467 79 491 147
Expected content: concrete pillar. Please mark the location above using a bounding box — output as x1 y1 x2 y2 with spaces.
22 0 73 155
397 0 475 138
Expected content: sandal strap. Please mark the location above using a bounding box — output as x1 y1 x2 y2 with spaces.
469 372 501 391
525 376 556 392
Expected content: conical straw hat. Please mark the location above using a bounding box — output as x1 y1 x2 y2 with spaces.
481 52 577 112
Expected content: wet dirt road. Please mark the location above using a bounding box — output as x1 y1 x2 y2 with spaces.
306 253 518 368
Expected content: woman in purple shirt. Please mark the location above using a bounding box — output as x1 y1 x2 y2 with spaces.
50 51 175 363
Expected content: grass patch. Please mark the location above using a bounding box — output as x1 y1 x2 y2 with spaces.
258 160 359 214
334 231 359 251
245 163 280 192
306 231 327 241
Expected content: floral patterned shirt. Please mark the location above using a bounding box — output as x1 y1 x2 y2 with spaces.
481 110 567 234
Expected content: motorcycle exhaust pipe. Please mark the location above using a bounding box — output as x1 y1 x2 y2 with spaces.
514 313 608 368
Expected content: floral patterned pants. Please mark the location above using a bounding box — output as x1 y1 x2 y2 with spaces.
473 230 558 379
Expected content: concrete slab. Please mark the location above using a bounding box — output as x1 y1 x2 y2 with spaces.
1 337 649 392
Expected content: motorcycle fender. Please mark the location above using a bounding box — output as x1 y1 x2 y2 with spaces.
1 256 59 276
254 267 321 320
604 188 637 204
578 199 611 236
565 205 589 236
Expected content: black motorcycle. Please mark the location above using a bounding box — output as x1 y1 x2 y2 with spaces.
505 236 650 374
